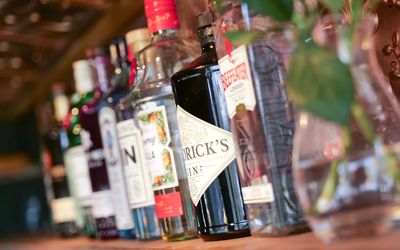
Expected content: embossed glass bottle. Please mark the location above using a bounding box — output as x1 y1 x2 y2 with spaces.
130 0 200 241
210 0 308 236
171 12 249 241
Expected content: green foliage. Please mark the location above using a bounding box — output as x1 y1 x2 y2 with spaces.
240 0 293 21
320 0 343 13
351 104 377 141
225 30 264 45
286 41 354 125
319 160 340 201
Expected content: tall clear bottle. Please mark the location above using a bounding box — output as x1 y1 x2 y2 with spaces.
97 39 136 239
115 28 161 240
64 60 97 238
79 49 119 239
171 12 250 241
209 0 308 236
130 0 200 241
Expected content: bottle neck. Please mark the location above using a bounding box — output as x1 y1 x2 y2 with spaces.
151 28 180 42
113 59 130 73
93 56 111 95
198 25 216 54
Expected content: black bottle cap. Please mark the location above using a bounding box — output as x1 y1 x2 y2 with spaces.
109 38 128 67
197 12 213 29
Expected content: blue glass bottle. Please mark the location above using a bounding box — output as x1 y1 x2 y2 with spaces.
98 39 136 239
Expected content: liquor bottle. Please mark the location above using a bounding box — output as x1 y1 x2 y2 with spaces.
43 84 79 238
63 60 98 238
171 12 250 241
115 28 161 240
209 0 308 236
130 0 200 241
79 49 119 239
97 39 136 239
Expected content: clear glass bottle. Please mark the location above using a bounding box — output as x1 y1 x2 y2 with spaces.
171 12 250 241
210 0 308 236
115 28 161 240
130 0 200 241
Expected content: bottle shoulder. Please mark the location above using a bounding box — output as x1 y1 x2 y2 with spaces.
73 92 95 108
132 37 201 103
171 60 219 84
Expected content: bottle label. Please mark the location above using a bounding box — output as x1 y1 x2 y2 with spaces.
51 197 76 223
91 190 114 218
81 128 106 170
241 183 274 204
99 107 134 230
64 146 92 204
176 106 236 205
138 106 178 191
219 45 275 204
154 192 184 219
218 45 257 119
117 119 155 209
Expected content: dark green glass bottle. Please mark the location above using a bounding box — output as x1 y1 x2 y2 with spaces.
63 59 97 238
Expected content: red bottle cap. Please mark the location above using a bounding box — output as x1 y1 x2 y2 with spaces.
144 0 180 34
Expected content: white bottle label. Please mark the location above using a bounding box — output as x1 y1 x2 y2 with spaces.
99 107 134 230
218 45 257 118
241 183 275 204
117 119 155 209
64 146 92 206
51 197 76 223
138 106 179 191
176 106 236 205
91 190 114 218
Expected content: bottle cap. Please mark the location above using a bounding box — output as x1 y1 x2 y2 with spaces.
51 83 69 123
93 55 112 94
144 0 180 34
197 12 213 29
86 46 106 59
125 28 151 55
72 59 95 95
109 38 128 67
125 28 151 88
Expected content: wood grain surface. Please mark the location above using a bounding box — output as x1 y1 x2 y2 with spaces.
2 230 400 250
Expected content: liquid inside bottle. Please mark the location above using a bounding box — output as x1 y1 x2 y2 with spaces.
171 12 250 241
131 0 200 241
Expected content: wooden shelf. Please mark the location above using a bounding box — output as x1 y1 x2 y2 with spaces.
2 231 400 250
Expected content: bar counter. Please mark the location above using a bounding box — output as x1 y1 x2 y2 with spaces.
2 230 400 250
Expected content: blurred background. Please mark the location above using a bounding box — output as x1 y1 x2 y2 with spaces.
0 0 207 238
1 0 400 240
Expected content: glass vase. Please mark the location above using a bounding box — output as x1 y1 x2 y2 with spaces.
292 15 400 242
